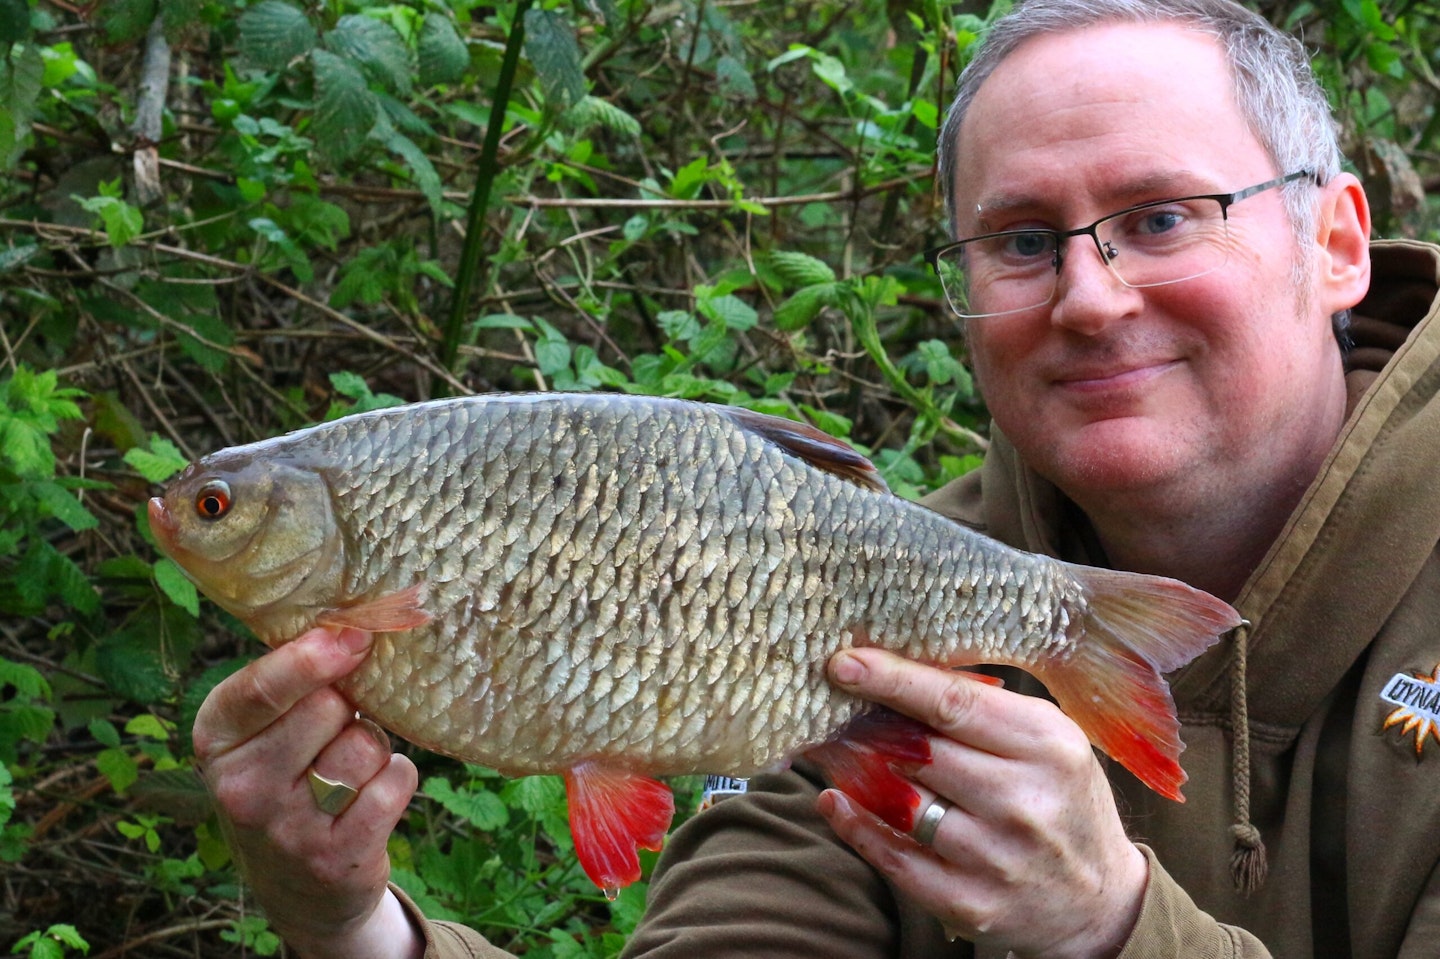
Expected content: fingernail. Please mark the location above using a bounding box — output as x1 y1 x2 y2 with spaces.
816 789 846 818
830 652 865 687
336 627 372 656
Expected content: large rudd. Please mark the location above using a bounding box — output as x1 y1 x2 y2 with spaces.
150 392 1240 892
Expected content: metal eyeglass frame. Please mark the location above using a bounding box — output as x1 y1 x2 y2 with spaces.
924 169 1317 319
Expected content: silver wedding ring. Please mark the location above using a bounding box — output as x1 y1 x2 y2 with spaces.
912 796 951 847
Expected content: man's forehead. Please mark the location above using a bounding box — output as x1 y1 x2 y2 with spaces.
953 21 1259 215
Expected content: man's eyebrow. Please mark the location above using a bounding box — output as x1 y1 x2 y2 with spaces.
973 172 1216 228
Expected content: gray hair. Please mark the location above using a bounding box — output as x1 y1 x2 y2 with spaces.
938 0 1341 248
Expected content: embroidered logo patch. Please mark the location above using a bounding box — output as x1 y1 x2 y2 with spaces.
1380 665 1440 756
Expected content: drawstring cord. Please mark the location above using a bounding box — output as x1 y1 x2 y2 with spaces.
1228 619 1267 896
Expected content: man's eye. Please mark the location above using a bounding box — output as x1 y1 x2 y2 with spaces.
1001 233 1054 258
1137 210 1184 235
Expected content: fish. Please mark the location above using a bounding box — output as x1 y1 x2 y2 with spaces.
149 392 1239 893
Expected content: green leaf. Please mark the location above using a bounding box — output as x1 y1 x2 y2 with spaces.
565 95 641 137
773 283 836 332
2 703 55 749
328 370 369 399
89 718 121 748
331 251 392 308
125 713 171 741
915 339 965 387
239 1 318 71
423 777 509 830
0 44 43 169
47 925 88 951
30 480 98 532
96 628 173 705
73 193 143 248
98 747 140 794
668 156 711 199
418 12 469 87
0 244 40 274
154 558 199 617
800 404 852 438
0 658 50 699
0 0 30 43
657 309 700 342
698 293 757 331
769 250 836 287
124 436 189 483
523 8 586 110
326 15 412 97
310 48 377 163
715 54 756 99
0 765 12 827
97 0 155 43
503 773 565 818
31 541 100 614
376 121 444 218
535 336 572 377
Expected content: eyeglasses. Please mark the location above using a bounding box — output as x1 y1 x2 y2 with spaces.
925 170 1315 319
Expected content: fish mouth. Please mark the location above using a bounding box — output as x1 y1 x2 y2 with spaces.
148 497 178 553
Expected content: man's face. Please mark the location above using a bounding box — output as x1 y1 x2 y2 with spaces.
954 23 1349 516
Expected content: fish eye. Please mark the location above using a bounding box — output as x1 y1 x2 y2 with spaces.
195 480 232 520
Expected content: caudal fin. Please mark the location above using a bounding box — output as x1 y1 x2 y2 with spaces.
1035 567 1239 802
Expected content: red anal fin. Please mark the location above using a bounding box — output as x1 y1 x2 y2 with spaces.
563 761 676 892
317 582 433 632
802 709 933 832
723 407 889 494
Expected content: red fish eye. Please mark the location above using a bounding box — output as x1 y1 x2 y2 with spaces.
195 480 232 520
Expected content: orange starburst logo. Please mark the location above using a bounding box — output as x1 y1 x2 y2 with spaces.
1381 665 1440 757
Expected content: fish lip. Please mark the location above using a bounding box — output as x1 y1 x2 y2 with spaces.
148 496 178 551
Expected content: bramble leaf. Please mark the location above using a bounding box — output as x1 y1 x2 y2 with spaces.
239 1 317 70
311 48 377 163
418 12 469 87
327 15 412 97
523 8 586 110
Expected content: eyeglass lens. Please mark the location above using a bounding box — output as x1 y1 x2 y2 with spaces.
936 196 1232 319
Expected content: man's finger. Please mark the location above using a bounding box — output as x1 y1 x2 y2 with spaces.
828 648 1032 755
194 627 373 761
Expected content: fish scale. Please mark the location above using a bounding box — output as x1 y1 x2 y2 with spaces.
151 391 1240 891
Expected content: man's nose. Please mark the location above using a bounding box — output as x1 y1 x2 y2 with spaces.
1048 236 1141 334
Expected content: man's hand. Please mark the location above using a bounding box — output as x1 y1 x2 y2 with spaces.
193 627 423 959
819 648 1147 959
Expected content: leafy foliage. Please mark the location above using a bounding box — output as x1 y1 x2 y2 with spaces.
0 0 1435 954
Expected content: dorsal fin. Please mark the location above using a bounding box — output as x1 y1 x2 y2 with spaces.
722 407 889 494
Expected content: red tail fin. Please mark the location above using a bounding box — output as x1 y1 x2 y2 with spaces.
802 709 933 832
563 761 675 893
1037 566 1239 802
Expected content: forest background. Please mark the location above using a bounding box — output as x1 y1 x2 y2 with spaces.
1 0 1436 955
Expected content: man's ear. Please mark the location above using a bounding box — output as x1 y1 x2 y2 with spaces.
1313 172 1371 314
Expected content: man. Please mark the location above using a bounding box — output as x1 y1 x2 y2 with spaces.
191 0 1440 955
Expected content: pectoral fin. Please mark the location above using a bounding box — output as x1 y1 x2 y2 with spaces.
563 761 675 895
316 582 433 632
